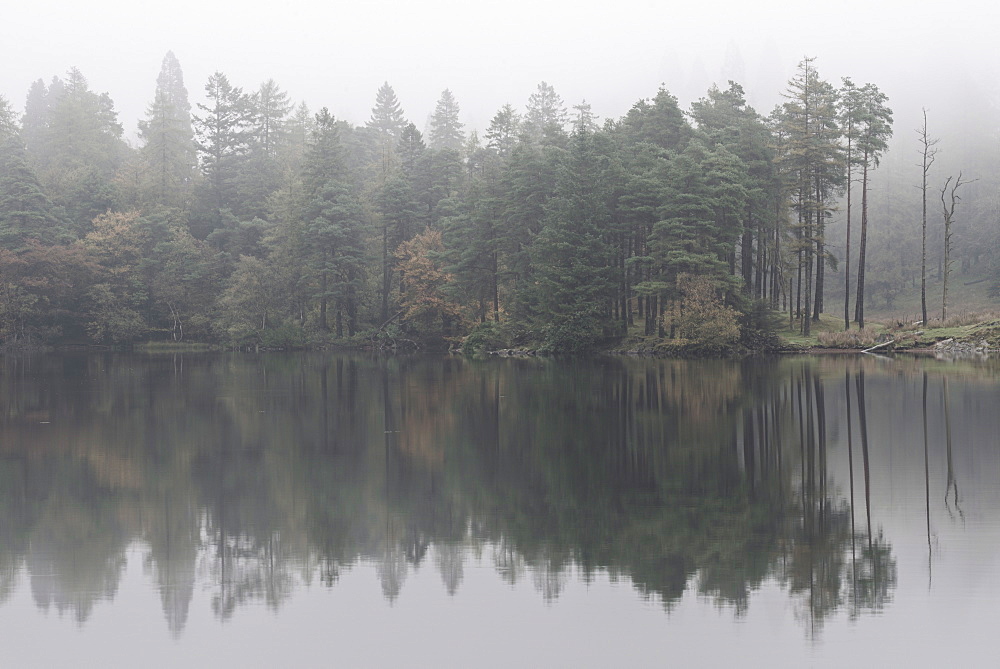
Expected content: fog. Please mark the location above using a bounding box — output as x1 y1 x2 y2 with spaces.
4 0 998 143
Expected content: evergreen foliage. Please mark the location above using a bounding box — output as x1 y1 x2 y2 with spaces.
0 55 944 353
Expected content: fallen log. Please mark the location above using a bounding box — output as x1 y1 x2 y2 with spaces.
863 339 895 354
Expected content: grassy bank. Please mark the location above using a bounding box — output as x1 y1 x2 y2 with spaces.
776 311 1000 351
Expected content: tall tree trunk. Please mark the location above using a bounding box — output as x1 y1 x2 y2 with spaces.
919 110 937 326
803 207 813 336
854 156 870 328
380 219 390 322
319 249 329 331
813 179 824 321
844 134 853 331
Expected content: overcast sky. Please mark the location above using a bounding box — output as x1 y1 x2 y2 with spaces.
3 0 998 141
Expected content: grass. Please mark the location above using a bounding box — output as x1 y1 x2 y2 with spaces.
774 312 886 349
774 309 1000 351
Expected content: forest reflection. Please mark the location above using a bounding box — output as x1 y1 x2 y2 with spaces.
7 351 986 637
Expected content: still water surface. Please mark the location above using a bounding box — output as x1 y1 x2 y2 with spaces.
1 352 998 667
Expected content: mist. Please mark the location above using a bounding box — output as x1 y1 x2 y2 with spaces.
4 0 998 142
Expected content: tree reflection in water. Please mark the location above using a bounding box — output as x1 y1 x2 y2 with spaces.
0 353 912 635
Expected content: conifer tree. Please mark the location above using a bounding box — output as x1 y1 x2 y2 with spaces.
0 138 65 249
367 82 407 172
193 72 252 228
19 69 126 235
523 82 568 147
0 95 17 141
301 108 365 335
485 104 520 158
530 128 616 349
428 89 464 151
852 83 892 329
138 51 197 208
777 58 842 335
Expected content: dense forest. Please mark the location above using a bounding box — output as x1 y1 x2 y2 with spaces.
0 52 997 352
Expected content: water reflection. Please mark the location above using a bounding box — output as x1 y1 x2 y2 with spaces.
1 352 996 639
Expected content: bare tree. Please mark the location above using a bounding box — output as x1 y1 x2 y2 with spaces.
939 173 974 320
916 110 938 326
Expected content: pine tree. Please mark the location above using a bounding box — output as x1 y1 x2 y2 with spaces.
250 79 291 159
621 88 691 151
497 141 559 319
428 89 464 151
367 81 406 150
19 69 127 235
485 104 520 158
193 72 252 229
530 128 616 349
690 82 778 301
523 82 568 147
0 95 17 141
852 83 892 329
138 51 197 208
301 109 365 335
777 59 843 334
0 138 65 249
649 139 746 304
237 79 292 219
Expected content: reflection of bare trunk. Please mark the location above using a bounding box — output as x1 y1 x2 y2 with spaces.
942 377 963 519
923 372 932 586
744 412 756 494
815 376 827 519
846 370 857 606
320 361 329 450
796 376 807 531
855 371 873 548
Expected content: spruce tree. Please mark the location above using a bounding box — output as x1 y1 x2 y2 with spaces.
0 138 65 249
0 95 17 141
301 109 365 335
193 72 252 229
523 82 568 147
530 128 616 349
138 51 197 208
367 82 407 152
485 104 520 158
428 89 464 151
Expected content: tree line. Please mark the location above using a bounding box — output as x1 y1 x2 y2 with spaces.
0 53 911 351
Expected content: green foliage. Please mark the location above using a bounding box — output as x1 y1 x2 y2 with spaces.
738 300 785 352
0 95 18 141
85 283 146 344
138 52 197 209
461 321 503 354
20 69 127 234
0 63 945 353
0 138 66 249
193 72 253 229
428 89 464 151
538 310 607 354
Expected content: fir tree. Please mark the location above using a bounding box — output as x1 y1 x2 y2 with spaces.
0 138 65 249
138 51 197 208
429 89 464 151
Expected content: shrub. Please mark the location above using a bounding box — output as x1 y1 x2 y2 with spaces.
462 321 508 354
816 328 882 348
538 311 605 354
672 274 740 351
739 300 785 352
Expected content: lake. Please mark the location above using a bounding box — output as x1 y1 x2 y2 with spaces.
1 352 998 667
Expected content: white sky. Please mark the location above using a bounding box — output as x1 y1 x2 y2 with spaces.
2 0 999 141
